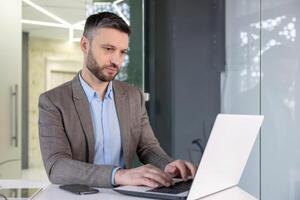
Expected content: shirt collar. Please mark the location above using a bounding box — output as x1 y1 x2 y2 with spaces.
79 73 113 103
106 81 113 100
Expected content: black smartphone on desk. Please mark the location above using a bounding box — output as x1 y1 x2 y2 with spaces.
59 184 99 195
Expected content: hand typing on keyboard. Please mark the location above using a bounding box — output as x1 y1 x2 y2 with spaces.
164 160 197 181
148 179 193 194
114 160 196 188
115 164 174 188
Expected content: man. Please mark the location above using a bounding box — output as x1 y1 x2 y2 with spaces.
39 12 196 188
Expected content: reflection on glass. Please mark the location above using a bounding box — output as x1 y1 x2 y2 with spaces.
223 0 261 197
0 188 42 198
236 16 296 93
225 0 300 199
86 0 130 24
260 1 300 198
261 44 299 200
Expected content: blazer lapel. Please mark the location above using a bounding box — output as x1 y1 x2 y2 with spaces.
72 74 95 163
113 81 131 168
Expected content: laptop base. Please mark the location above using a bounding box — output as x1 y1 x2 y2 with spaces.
114 188 187 200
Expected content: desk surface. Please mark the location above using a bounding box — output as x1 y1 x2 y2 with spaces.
0 179 257 200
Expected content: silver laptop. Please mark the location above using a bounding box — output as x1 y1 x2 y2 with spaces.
114 114 264 200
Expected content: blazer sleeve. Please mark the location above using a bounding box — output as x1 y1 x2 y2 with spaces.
135 89 174 170
38 93 114 188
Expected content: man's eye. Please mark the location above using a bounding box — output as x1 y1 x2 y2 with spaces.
104 47 114 52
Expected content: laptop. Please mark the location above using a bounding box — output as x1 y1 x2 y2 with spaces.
114 114 264 200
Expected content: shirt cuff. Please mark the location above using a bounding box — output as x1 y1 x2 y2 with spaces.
111 166 122 187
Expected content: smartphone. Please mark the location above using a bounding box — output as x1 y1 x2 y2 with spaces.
59 184 99 195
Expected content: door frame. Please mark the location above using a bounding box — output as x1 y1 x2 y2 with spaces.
45 57 82 90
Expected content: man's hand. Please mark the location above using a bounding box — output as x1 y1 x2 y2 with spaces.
164 160 197 181
114 164 173 188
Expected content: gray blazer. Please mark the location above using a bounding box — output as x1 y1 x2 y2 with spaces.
38 74 173 188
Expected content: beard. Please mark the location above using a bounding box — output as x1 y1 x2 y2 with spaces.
86 49 120 82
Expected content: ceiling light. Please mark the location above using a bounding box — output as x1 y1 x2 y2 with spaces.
22 19 69 28
22 0 70 26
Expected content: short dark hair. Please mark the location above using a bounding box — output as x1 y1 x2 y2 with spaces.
83 12 131 40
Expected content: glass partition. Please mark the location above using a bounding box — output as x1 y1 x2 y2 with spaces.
223 0 300 199
222 0 261 197
261 0 300 199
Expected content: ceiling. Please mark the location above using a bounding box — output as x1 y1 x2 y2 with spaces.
22 0 87 41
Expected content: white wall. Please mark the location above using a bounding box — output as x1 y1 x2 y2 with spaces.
0 0 22 178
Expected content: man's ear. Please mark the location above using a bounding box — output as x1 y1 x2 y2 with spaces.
80 36 89 54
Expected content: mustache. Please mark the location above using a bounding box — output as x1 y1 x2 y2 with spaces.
103 63 118 69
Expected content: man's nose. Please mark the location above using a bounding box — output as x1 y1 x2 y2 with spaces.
110 52 123 67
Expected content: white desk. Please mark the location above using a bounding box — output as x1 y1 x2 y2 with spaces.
0 179 257 200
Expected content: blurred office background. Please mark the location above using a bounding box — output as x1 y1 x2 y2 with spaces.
0 0 299 199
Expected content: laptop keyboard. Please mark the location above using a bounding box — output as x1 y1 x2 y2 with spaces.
147 179 193 194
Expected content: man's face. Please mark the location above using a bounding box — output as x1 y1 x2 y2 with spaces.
83 27 129 82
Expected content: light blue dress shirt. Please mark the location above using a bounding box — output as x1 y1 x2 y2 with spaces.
79 74 124 185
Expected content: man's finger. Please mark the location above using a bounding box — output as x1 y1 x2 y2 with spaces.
184 161 197 177
139 177 160 188
143 164 173 182
165 164 178 176
143 171 171 187
148 168 173 182
174 161 188 180
142 165 173 186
